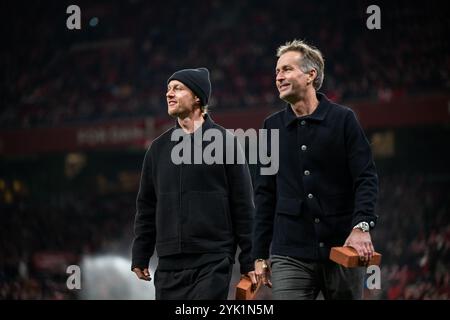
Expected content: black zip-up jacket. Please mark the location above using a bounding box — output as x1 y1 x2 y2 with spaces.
252 93 379 261
131 114 254 274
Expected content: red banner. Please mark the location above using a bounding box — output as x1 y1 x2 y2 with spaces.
1 94 448 156
0 118 155 155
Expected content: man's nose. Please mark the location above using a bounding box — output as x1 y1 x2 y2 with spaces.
276 72 285 82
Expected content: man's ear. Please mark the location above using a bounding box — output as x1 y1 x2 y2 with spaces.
194 96 201 104
309 69 317 82
308 69 317 84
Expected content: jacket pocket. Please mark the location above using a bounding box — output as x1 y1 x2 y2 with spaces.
274 197 312 246
156 193 179 241
185 192 231 241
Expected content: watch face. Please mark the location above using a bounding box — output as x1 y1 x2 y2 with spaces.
361 222 369 231
354 222 370 232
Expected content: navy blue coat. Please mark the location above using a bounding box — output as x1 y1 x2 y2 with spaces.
252 93 379 261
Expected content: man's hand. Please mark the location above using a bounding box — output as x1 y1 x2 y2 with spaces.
344 229 374 263
132 267 151 281
254 259 272 288
246 270 258 285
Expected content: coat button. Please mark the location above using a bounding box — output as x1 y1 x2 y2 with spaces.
370 221 375 228
319 242 324 247
301 145 307 151
300 120 306 126
308 193 314 199
314 218 320 223
304 170 310 176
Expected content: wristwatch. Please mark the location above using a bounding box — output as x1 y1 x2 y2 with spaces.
255 259 269 269
353 221 370 232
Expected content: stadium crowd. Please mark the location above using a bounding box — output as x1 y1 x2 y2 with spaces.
374 174 450 299
1 0 448 128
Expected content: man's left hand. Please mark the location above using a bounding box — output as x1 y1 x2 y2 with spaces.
246 271 258 285
344 229 374 263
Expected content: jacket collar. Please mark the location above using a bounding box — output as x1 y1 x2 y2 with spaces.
173 113 214 142
284 92 330 127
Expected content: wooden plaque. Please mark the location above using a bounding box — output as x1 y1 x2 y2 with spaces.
235 276 261 300
330 246 382 267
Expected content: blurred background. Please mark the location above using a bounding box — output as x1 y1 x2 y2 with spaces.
0 0 449 299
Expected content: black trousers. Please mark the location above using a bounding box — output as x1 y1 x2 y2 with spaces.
154 257 233 300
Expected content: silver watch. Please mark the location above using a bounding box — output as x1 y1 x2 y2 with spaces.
353 221 370 232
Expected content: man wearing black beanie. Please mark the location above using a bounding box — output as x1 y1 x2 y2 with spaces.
131 67 257 299
167 67 211 112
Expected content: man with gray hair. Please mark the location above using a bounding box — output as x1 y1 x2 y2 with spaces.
252 40 379 299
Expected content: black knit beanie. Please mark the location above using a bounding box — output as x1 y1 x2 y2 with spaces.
167 67 211 106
